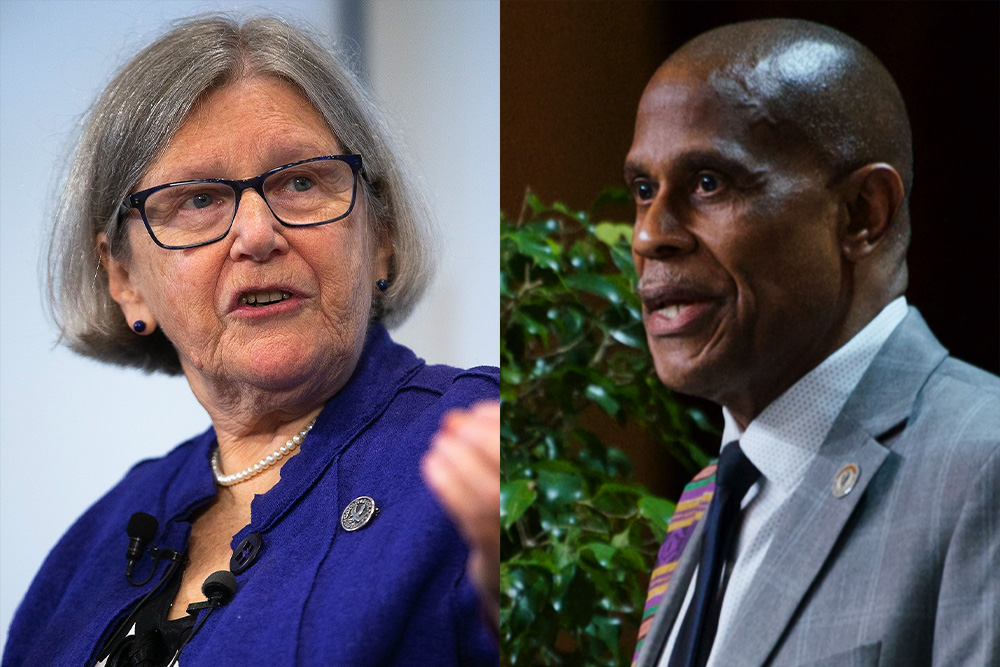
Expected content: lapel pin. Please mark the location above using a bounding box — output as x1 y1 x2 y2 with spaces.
341 495 379 531
832 463 860 498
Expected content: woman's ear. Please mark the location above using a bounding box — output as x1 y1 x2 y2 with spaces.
375 235 393 285
97 233 157 334
839 163 905 263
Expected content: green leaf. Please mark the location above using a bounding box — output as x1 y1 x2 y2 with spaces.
582 542 618 568
563 274 622 305
500 191 716 666
638 495 676 535
609 327 646 349
591 482 643 515
585 384 620 417
535 461 586 506
593 222 633 247
501 479 538 529
688 407 721 435
552 200 588 222
590 185 631 210
608 243 637 276
500 364 524 387
524 190 545 214
613 545 647 572
514 233 560 272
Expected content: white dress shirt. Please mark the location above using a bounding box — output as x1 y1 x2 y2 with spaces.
657 297 909 667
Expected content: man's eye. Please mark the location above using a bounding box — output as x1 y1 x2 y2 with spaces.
695 173 721 194
634 181 654 201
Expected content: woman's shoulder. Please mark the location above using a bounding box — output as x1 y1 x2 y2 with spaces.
402 362 499 400
3 429 215 666
115 428 215 499
64 428 215 539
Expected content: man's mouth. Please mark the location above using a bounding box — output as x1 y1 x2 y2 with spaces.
239 290 292 307
652 303 689 320
637 282 718 336
644 299 716 336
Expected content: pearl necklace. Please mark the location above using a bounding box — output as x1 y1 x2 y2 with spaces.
211 419 316 487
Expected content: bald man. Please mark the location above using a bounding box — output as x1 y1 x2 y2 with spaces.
624 20 999 667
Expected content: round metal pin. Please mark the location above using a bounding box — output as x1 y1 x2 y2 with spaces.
832 463 860 498
341 495 379 531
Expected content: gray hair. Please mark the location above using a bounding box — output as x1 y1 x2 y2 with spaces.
47 14 435 375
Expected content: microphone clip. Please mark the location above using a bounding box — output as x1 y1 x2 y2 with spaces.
127 544 185 586
185 600 214 613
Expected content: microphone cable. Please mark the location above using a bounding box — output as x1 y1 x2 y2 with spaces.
96 515 239 666
94 553 185 667
94 513 186 667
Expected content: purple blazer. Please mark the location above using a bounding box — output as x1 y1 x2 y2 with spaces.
3 325 499 666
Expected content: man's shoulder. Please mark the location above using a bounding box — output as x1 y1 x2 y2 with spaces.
917 337 999 429
909 354 999 448
865 308 999 466
880 352 999 497
931 354 1000 396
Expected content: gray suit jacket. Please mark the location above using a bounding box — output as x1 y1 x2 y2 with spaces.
636 309 999 667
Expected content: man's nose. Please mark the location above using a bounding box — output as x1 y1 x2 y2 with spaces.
631 193 696 260
228 189 289 262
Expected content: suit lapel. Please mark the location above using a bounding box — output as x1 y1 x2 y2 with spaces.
712 421 889 665
713 308 948 665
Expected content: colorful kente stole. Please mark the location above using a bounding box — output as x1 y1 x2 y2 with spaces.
631 463 718 667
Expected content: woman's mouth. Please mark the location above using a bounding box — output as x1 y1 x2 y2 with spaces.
239 290 292 307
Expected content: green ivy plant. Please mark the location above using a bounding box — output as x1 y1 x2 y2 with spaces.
500 190 716 666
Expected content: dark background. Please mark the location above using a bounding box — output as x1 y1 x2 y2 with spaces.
502 1 1000 497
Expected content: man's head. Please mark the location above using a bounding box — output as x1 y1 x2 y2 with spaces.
624 19 911 426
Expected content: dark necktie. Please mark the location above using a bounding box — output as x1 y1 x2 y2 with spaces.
667 442 761 667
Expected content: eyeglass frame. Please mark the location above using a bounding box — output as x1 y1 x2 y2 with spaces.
118 154 364 250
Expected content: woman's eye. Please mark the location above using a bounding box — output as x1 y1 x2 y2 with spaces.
186 193 214 209
695 173 720 194
290 176 313 192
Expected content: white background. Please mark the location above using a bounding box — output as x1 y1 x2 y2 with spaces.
0 0 499 649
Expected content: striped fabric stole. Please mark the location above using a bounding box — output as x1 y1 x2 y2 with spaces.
631 463 718 667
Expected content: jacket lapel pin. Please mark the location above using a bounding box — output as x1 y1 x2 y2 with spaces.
832 463 860 498
341 495 379 531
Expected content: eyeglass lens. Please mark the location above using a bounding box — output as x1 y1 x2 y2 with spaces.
142 158 356 247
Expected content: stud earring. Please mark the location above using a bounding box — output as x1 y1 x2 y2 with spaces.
132 320 146 333
376 279 389 292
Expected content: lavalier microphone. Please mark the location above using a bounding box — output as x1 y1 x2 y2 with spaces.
202 570 238 605
125 513 158 585
166 571 239 667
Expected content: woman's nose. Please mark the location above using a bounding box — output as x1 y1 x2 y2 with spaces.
228 190 289 262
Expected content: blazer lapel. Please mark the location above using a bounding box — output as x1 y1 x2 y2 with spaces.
713 308 948 665
713 422 889 665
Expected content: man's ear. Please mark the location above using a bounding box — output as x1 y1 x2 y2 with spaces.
839 163 905 263
97 233 156 334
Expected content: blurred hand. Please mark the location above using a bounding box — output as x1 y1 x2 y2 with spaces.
422 401 501 631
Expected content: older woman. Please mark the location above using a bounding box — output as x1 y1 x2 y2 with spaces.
4 16 498 667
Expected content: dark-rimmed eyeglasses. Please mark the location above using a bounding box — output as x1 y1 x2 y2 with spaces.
119 154 363 250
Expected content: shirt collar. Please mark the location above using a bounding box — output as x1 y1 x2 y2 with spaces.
721 297 908 491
